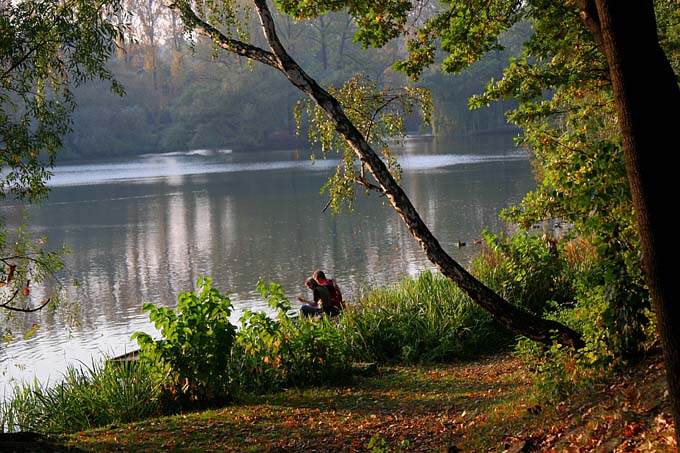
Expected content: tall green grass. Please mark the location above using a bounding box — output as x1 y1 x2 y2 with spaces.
0 359 159 433
336 270 512 364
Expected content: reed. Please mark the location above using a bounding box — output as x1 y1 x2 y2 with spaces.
0 359 159 433
337 270 511 363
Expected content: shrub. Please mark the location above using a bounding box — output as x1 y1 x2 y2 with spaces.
232 280 353 393
133 278 353 407
132 277 237 403
508 232 655 403
471 230 573 316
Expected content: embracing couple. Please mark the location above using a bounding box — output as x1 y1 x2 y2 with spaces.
297 270 345 318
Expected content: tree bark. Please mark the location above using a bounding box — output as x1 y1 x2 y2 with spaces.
578 0 680 445
169 0 585 349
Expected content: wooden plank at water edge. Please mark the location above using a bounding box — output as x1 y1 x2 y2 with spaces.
108 349 140 363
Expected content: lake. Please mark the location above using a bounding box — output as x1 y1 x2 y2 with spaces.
0 134 533 395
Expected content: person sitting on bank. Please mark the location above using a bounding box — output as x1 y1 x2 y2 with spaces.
297 277 330 317
313 270 345 316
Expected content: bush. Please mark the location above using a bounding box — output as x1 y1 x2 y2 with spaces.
504 232 655 403
133 278 353 408
232 280 353 393
132 277 237 404
471 230 573 316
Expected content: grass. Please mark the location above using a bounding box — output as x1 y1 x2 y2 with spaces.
0 360 159 434
4 351 673 452
339 271 510 364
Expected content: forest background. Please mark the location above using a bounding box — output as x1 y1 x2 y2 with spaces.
61 1 518 159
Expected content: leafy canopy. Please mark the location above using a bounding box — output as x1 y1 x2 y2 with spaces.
1 0 124 202
275 0 412 47
276 0 523 79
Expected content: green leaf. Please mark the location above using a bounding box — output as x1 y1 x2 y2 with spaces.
23 324 40 340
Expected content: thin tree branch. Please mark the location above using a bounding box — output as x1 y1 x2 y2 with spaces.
0 298 51 313
166 1 279 68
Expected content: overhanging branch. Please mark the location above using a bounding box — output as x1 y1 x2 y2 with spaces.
167 1 279 68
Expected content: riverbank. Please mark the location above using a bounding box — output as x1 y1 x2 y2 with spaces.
2 137 529 395
5 351 674 452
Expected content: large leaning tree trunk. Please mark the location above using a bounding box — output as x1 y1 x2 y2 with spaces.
578 0 680 444
169 0 584 349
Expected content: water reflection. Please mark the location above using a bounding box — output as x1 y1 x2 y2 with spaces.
0 135 533 394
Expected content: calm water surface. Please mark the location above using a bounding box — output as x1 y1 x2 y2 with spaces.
0 135 533 394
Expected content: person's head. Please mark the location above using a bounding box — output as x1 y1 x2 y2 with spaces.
305 277 318 289
312 270 326 281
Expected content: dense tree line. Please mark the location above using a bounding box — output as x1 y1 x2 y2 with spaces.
60 2 517 159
